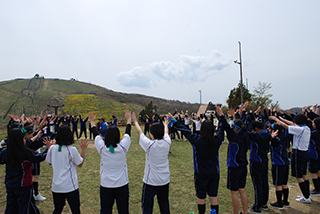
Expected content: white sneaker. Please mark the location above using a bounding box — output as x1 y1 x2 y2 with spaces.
295 195 311 203
296 194 303 198
34 192 46 201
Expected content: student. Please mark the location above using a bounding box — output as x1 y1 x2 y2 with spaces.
247 119 272 213
269 124 290 210
140 114 151 136
269 114 311 203
223 117 250 214
89 110 132 214
46 125 89 214
133 113 171 214
24 125 47 201
99 118 108 138
0 126 52 214
79 115 88 139
168 106 226 214
71 115 79 139
309 117 320 196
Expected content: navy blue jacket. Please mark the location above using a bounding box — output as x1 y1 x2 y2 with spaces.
171 115 225 175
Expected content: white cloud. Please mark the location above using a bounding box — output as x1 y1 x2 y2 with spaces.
116 50 231 88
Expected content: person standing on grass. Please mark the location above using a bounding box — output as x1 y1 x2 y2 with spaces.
0 125 52 214
46 125 89 214
269 114 312 203
309 117 320 196
223 116 250 214
79 115 88 139
269 124 290 210
133 112 171 214
168 106 226 214
89 110 132 214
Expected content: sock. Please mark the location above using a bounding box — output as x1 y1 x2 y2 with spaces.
211 205 219 214
282 188 289 203
299 181 310 199
276 190 283 205
33 182 39 196
198 204 205 214
312 178 320 192
305 180 310 198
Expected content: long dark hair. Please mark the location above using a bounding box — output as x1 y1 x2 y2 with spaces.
314 117 320 132
272 124 285 142
55 125 75 145
105 126 120 148
6 128 33 166
200 120 215 148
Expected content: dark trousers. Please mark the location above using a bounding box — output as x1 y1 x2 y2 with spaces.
141 183 170 214
250 162 269 210
100 184 129 214
73 128 79 139
6 185 39 214
79 128 87 138
52 189 80 214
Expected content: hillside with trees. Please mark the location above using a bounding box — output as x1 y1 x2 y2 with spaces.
0 76 200 125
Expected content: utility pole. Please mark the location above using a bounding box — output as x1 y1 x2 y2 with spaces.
199 90 202 105
234 41 244 104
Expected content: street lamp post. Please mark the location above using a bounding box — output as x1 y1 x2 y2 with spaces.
199 90 202 105
234 41 244 105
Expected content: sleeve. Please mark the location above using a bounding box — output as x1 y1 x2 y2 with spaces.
30 149 48 163
0 149 6 164
94 136 105 155
125 124 131 136
139 134 152 152
71 146 84 166
288 125 302 135
213 116 226 144
91 126 100 138
171 120 200 144
163 134 171 145
120 134 131 150
45 146 53 164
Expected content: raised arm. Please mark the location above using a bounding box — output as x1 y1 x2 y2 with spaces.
78 139 89 168
162 116 169 135
132 112 143 136
124 109 132 136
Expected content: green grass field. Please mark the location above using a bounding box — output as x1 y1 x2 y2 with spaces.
0 126 317 213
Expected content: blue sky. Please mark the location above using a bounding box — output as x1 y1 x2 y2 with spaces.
1 1 319 109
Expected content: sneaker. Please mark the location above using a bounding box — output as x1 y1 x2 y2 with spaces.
261 204 268 210
310 189 320 196
184 139 188 141
269 202 284 210
248 207 261 213
282 201 290 208
295 195 311 203
34 192 46 201
296 194 303 198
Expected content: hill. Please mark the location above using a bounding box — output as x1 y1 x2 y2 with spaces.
0 77 200 124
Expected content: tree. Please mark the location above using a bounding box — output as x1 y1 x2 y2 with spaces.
226 83 252 109
139 101 157 117
252 82 273 107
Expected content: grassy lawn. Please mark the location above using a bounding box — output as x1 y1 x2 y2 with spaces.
0 126 317 213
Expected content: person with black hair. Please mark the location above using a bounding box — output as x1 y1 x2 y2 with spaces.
99 118 108 138
223 114 251 214
89 110 132 214
133 112 171 214
168 106 226 214
269 113 312 203
139 114 151 136
0 127 52 214
309 117 320 196
23 125 48 201
71 115 79 139
269 124 290 210
46 125 89 214
79 115 88 139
